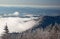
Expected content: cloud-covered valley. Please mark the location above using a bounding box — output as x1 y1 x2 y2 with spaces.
0 16 39 36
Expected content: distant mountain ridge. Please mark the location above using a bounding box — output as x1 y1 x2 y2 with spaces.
31 16 60 30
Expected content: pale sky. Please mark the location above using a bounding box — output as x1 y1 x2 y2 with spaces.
0 0 60 6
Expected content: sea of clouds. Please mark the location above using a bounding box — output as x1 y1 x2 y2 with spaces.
0 12 40 36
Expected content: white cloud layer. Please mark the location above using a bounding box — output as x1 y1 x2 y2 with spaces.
23 13 33 17
13 12 19 16
0 17 39 36
3 11 19 17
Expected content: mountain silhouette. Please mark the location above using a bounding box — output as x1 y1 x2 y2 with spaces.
32 16 60 30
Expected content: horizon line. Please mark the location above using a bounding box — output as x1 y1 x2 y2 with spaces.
0 4 60 8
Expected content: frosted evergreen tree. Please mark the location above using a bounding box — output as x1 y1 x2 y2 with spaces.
2 23 9 39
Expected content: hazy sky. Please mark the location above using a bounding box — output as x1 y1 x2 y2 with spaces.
0 0 60 6
0 0 60 16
